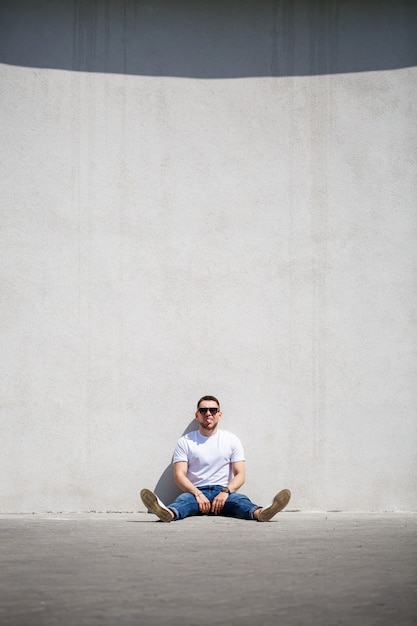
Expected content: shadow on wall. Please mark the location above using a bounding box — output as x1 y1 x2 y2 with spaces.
1 0 416 78
152 419 198 505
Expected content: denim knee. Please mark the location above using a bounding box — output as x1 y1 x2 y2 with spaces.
168 492 200 520
223 492 259 520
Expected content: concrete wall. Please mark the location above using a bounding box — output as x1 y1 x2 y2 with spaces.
1 0 416 512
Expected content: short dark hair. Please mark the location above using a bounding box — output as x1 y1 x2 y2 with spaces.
197 395 220 409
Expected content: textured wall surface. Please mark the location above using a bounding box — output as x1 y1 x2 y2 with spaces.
1 0 416 512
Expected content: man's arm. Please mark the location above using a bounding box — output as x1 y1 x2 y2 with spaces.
228 460 245 492
173 461 211 513
173 461 198 494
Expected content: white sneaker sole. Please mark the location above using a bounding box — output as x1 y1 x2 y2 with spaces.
140 488 173 522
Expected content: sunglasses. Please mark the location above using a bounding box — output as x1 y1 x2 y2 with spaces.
198 407 219 415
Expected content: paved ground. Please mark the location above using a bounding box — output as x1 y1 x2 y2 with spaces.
0 512 416 626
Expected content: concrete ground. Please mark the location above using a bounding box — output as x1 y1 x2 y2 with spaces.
0 512 416 626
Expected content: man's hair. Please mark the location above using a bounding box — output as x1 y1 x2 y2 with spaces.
197 395 220 409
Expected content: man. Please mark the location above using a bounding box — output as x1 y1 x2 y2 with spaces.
140 395 291 522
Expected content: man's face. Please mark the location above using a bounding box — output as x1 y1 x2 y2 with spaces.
195 400 222 433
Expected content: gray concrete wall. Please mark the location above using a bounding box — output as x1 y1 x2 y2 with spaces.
1 0 416 512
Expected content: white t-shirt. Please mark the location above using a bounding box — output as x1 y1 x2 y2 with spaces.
172 429 245 487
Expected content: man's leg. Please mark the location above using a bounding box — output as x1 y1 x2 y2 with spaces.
222 489 291 521
167 491 201 520
140 488 201 522
222 492 261 520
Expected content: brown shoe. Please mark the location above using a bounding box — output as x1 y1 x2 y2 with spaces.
257 489 291 522
140 488 174 522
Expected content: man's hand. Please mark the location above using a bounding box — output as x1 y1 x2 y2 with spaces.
211 492 229 514
195 492 211 514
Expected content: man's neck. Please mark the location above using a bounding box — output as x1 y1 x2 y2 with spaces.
199 425 219 437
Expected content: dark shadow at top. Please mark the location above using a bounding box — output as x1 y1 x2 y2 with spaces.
1 0 416 78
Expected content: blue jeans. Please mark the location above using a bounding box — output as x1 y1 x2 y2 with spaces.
168 485 260 521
